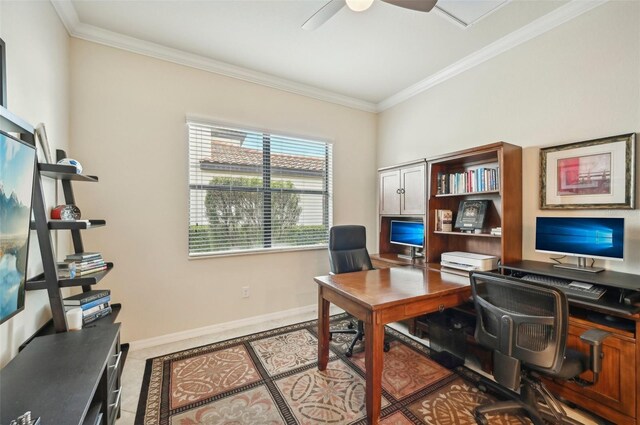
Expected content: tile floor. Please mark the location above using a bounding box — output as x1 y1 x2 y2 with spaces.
117 310 599 425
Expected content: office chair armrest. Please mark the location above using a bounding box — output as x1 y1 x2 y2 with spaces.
580 328 610 347
579 328 611 379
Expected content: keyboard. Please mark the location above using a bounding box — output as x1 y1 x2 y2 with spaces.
520 274 606 300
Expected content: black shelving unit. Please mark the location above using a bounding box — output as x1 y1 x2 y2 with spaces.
27 148 114 332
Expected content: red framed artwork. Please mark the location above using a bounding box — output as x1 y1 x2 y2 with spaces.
540 133 635 209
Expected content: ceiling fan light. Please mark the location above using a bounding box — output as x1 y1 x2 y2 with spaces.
345 0 374 12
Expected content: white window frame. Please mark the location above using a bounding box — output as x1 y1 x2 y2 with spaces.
187 119 333 258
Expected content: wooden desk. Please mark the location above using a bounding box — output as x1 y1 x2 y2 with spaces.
314 267 471 424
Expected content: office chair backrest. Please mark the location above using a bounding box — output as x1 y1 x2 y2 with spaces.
470 271 568 390
328 225 374 274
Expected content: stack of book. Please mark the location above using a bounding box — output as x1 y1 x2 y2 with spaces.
490 227 502 236
63 289 112 325
57 261 76 279
65 252 107 277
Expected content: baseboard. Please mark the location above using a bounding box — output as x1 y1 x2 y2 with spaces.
128 304 344 351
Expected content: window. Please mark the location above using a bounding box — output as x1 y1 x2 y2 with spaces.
188 121 333 256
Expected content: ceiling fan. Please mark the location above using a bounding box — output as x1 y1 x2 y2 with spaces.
302 0 438 31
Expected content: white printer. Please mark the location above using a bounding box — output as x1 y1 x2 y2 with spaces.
441 251 499 272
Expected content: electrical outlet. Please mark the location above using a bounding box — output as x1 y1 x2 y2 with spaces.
241 286 250 298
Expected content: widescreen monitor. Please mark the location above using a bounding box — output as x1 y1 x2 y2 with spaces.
390 220 424 260
535 217 624 272
0 131 36 324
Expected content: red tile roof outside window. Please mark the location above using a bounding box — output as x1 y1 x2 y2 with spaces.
200 141 324 172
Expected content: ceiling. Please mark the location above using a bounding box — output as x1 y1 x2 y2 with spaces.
58 0 601 111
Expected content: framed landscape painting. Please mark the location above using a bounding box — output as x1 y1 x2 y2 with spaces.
540 133 636 209
0 131 36 323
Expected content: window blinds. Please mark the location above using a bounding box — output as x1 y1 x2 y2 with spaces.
188 121 333 256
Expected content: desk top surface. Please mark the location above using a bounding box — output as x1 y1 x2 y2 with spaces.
502 260 640 291
314 267 470 310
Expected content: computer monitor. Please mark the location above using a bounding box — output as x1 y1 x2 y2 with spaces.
390 220 424 260
0 131 36 324
535 217 624 273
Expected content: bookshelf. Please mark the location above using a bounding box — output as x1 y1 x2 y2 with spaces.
27 149 117 332
426 142 522 265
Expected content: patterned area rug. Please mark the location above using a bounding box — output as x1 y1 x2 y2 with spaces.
136 314 530 425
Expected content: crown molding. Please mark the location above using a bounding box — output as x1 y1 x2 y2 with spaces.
377 0 608 111
51 1 377 113
52 0 607 114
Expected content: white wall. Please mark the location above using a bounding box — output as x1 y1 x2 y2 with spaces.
69 39 377 343
378 1 640 274
0 1 70 367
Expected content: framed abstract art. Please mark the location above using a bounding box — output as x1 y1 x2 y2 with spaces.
540 133 636 209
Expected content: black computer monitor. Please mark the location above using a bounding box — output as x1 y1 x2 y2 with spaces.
535 216 624 273
390 220 424 259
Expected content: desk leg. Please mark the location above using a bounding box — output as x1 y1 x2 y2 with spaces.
318 288 330 371
364 312 383 425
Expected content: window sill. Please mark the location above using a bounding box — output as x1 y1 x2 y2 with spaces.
188 244 328 260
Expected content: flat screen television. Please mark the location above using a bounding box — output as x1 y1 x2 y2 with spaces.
390 220 424 259
0 131 36 323
535 216 624 273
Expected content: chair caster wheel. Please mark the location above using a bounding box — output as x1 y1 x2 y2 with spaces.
474 411 489 425
345 350 353 357
347 322 354 329
383 342 391 352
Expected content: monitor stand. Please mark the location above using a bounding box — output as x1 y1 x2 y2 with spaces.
553 256 604 273
398 247 424 261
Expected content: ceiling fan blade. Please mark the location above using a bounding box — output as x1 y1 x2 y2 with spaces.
302 0 346 31
381 0 438 12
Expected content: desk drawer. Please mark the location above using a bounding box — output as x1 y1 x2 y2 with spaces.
404 293 468 317
107 383 122 425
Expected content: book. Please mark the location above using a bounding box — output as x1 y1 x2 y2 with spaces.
73 259 106 270
66 252 102 261
75 265 108 276
65 302 109 317
83 306 112 325
63 289 110 306
435 209 453 232
454 200 489 231
57 261 77 279
65 295 110 310
81 302 109 317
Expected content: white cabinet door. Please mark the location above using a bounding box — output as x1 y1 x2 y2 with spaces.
400 163 425 215
379 169 401 215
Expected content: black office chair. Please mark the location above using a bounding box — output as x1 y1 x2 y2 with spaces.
328 225 390 357
469 271 610 425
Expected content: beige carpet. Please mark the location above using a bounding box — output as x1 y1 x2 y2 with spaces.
136 314 530 424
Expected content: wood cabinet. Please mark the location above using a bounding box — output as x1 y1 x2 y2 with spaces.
377 142 521 266
379 161 426 215
0 324 123 425
426 142 522 265
544 315 638 425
